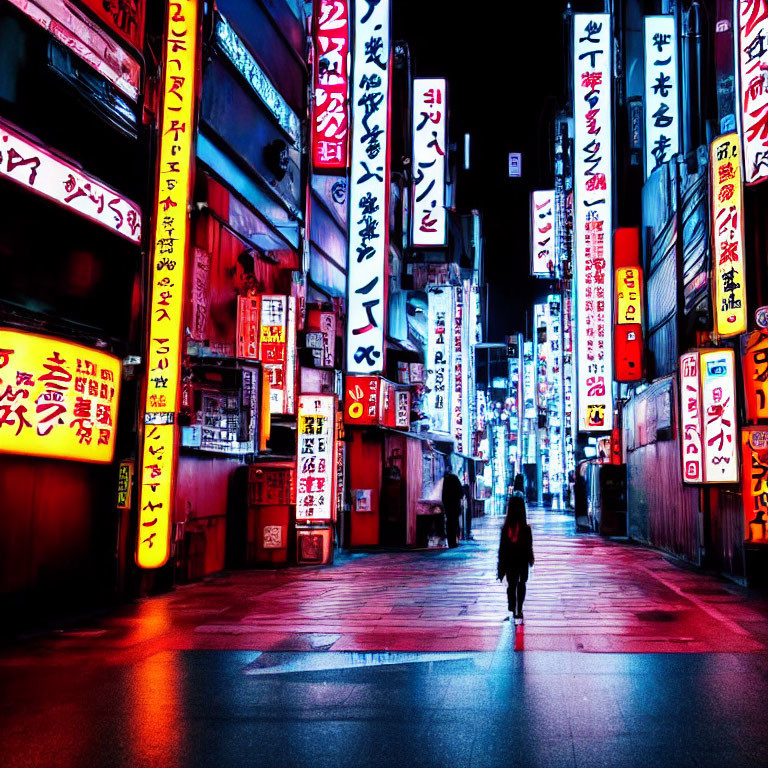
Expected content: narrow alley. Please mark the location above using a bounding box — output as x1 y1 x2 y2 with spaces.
3 512 768 768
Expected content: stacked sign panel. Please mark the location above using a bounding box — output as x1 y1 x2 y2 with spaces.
412 78 447 247
643 15 679 177
573 13 613 432
531 190 555 277
346 0 390 374
426 286 452 434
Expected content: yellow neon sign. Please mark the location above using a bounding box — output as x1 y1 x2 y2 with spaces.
615 267 642 325
711 133 746 338
137 0 199 569
0 329 121 463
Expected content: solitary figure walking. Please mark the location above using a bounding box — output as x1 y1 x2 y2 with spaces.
497 493 535 623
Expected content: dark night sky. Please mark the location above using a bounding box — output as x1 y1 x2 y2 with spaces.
393 1 569 342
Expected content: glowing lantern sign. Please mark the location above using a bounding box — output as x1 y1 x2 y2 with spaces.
743 331 768 421
737 0 768 185
412 78 447 247
710 134 747 337
530 190 555 278
573 14 613 432
742 428 768 543
680 349 739 485
614 228 643 382
346 0 390 374
296 394 336 522
311 0 350 170
0 330 121 463
136 0 199 570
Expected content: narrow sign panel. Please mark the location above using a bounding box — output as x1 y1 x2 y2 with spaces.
679 351 703 484
312 0 350 169
346 0 390 374
296 394 336 522
412 78 447 247
644 15 679 176
426 286 452 434
700 348 739 484
451 285 464 453
531 190 555 277
137 0 198 570
743 331 768 421
0 330 121 464
737 0 768 184
573 14 613 431
711 134 747 337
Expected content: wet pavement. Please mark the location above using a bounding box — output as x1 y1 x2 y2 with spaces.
3 507 768 767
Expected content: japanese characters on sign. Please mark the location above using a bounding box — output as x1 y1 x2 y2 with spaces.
742 427 768 542
743 331 768 420
741 427 768 544
0 117 141 242
312 0 350 169
710 134 747 337
296 394 336 522
530 190 555 277
643 16 679 176
452 286 465 453
573 13 613 432
137 0 199 570
700 348 739 483
395 389 410 429
307 308 337 368
615 268 642 325
426 286 452 434
344 375 379 424
260 296 296 415
117 460 133 509
679 351 704 483
737 0 768 184
8 0 141 100
346 0 390 375
0 330 121 463
412 78 447 247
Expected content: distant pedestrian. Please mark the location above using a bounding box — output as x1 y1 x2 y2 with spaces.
513 473 525 494
497 493 535 623
442 469 463 548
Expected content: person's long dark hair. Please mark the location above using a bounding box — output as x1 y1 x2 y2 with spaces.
503 492 527 543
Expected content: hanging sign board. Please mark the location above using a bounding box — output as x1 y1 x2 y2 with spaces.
137 0 199 570
743 331 768 421
0 117 141 242
296 394 336 522
711 133 747 337
312 0 350 169
426 286 452 434
737 0 768 185
643 15 679 176
531 190 555 277
573 14 613 431
679 351 704 484
412 78 447 247
742 427 768 543
346 0 390 374
700 348 739 484
0 330 121 464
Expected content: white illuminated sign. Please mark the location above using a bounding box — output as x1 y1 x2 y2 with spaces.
412 78 447 247
700 348 739 484
346 0 390 374
644 15 679 177
737 0 768 185
531 190 555 277
451 285 465 453
296 394 336 521
679 351 703 484
426 286 452 434
0 117 141 243
573 13 613 432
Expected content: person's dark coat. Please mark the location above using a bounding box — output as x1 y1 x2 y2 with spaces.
497 498 534 582
442 472 463 547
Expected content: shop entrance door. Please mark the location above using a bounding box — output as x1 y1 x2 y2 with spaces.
380 436 406 545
